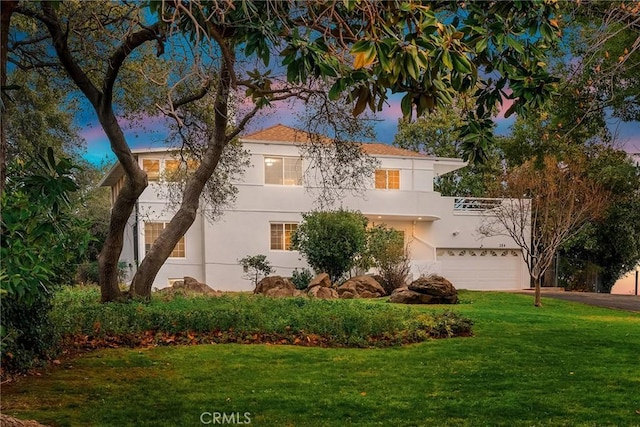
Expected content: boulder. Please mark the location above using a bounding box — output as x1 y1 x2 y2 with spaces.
307 285 338 299
264 287 304 298
388 287 435 304
308 273 332 288
255 276 297 297
337 275 386 299
157 276 221 296
406 275 458 304
174 276 220 295
0 415 50 427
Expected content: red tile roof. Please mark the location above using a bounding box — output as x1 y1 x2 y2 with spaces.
241 124 427 158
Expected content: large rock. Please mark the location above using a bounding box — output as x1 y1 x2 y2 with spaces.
0 415 50 427
406 275 458 304
157 276 221 296
308 273 331 288
174 276 220 295
307 285 338 299
255 276 298 297
337 275 386 299
388 287 435 304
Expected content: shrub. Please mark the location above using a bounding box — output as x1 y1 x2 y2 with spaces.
292 209 368 283
50 287 474 349
364 225 411 294
291 268 314 290
1 151 91 373
238 255 275 286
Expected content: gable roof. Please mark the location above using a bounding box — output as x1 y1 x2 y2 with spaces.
241 124 428 158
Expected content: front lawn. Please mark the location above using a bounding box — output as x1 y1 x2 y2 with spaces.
2 291 639 426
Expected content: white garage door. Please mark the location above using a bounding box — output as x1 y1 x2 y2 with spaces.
437 248 525 290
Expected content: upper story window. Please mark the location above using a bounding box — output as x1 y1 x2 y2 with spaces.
144 222 185 258
143 158 200 182
375 169 400 190
270 223 298 251
164 159 180 182
143 159 160 181
264 156 302 186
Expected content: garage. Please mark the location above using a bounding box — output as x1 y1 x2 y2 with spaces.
437 248 528 290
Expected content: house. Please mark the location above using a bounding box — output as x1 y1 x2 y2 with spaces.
100 124 530 291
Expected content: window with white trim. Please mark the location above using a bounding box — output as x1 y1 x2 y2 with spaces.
144 222 186 258
142 159 160 181
270 223 298 250
264 156 302 186
375 169 400 189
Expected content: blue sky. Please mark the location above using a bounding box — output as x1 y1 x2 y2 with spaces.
80 95 640 166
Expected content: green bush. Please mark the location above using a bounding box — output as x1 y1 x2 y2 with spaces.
364 225 411 294
292 209 368 283
291 267 314 290
238 254 275 286
1 151 91 373
50 287 473 348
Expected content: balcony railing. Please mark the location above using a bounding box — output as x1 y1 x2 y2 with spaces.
453 197 503 212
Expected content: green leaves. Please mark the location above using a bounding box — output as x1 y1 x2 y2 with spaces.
292 209 368 283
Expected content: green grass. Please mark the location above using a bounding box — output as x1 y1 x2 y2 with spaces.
2 291 639 427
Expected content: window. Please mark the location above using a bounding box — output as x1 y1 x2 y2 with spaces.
143 159 160 181
164 159 180 182
375 169 400 189
270 223 298 250
163 158 199 182
144 222 185 258
264 156 302 186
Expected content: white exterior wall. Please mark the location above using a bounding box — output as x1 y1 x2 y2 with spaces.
119 143 530 291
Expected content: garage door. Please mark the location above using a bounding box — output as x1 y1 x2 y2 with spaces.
437 248 525 290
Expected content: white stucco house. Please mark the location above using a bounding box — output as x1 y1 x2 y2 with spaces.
100 124 530 291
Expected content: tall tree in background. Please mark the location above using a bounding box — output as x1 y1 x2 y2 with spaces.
559 147 640 292
9 0 561 301
393 98 502 197
480 155 609 306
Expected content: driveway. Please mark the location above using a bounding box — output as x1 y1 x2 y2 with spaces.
519 290 640 312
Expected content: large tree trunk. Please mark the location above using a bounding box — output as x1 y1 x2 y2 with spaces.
96 112 148 302
0 1 18 197
129 55 233 299
34 3 161 302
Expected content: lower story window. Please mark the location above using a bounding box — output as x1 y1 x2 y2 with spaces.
270 223 297 250
144 222 186 258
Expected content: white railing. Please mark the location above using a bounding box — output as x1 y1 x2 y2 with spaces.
453 197 503 212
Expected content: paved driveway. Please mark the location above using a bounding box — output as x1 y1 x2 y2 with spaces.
520 290 640 312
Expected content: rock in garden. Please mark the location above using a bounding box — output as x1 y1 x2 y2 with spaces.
0 414 51 427
175 276 220 295
307 285 338 299
255 276 297 297
308 273 332 288
337 275 386 299
406 275 458 304
388 287 435 304
409 275 457 296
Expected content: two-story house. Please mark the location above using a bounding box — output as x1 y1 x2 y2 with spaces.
100 124 530 291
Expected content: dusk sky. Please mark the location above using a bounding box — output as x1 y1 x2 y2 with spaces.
80 94 640 166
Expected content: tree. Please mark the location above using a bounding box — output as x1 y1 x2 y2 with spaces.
292 210 368 284
9 0 562 302
559 147 640 292
559 1 640 124
238 255 275 287
363 225 411 294
479 155 609 306
393 99 502 197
